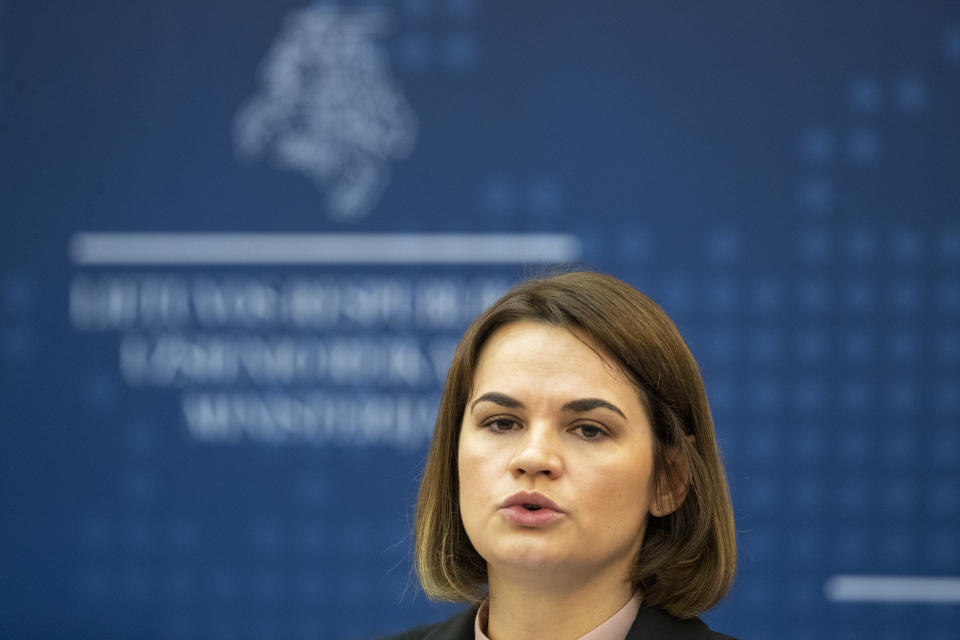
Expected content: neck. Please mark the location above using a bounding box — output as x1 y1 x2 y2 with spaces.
484 568 637 640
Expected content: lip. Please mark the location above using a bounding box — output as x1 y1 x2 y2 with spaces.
499 491 566 527
500 491 565 512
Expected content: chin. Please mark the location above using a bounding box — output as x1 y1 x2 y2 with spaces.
485 537 573 571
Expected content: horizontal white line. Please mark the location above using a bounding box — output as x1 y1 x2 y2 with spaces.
825 575 960 603
69 233 582 265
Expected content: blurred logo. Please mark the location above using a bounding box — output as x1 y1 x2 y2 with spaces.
234 6 418 222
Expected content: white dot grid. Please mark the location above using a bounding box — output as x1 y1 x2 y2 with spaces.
936 277 960 313
79 565 109 598
706 376 736 411
80 516 110 551
295 572 324 601
944 25 960 62
839 378 873 413
792 422 826 462
794 380 827 414
704 327 737 362
482 177 515 214
785 577 820 611
796 175 835 215
660 275 695 314
746 425 780 462
83 367 121 410
937 228 960 263
251 520 282 555
890 226 926 263
124 518 157 554
843 226 879 263
795 328 830 364
747 377 781 414
846 127 883 167
749 481 782 514
163 616 194 640
926 528 959 564
482 176 565 224
837 426 873 466
396 34 431 71
123 470 157 504
834 526 871 564
402 0 430 22
895 75 929 114
747 326 783 363
880 478 917 517
930 426 960 467
848 75 883 114
253 571 282 603
207 568 239 601
164 566 196 600
251 617 278 640
881 429 920 467
441 33 478 71
296 522 327 555
880 528 915 563
834 476 872 515
797 125 836 165
209 618 238 640
888 276 923 314
884 380 919 414
933 378 960 414
749 276 784 315
842 277 878 314
396 0 479 73
793 478 825 516
526 178 564 219
797 228 832 263
704 276 739 315
927 479 960 518
1 324 32 361
446 0 477 21
736 574 776 608
122 565 151 600
614 226 655 264
50 13 960 636
841 327 876 363
706 228 741 264
886 328 921 363
797 278 832 313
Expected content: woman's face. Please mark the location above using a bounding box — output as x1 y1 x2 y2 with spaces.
457 321 658 588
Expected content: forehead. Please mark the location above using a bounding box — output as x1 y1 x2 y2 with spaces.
470 321 639 402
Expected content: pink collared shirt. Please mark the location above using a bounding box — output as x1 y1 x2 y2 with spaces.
474 596 642 640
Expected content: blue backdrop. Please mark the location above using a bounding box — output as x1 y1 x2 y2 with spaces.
2 1 959 638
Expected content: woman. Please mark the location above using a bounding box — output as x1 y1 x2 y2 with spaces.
385 271 737 640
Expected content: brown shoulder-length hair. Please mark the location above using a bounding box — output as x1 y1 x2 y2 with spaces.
414 271 736 619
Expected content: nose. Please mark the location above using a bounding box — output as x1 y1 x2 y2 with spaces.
509 424 563 480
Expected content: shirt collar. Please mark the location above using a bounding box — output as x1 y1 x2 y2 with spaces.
474 595 642 640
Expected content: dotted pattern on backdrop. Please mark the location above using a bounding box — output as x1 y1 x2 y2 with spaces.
1 3 958 640
393 0 480 73
0 274 36 364
67 15 960 640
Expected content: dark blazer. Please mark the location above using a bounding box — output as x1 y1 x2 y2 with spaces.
380 605 736 640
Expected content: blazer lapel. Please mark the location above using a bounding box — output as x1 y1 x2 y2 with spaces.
625 607 713 640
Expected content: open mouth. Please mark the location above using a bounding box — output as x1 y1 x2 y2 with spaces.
522 504 542 511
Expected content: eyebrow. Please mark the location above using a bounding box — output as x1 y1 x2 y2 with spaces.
470 392 524 413
470 392 626 419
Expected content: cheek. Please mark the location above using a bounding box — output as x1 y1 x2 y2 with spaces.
581 458 656 528
457 436 489 518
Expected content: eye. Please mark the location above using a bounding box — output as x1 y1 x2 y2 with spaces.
572 423 608 441
483 417 520 433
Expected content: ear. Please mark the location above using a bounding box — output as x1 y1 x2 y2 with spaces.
650 437 693 518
